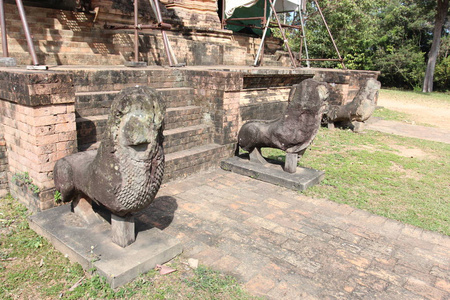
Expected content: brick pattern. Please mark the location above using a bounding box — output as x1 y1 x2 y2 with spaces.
184 70 242 147
0 126 8 197
165 106 202 130
222 91 241 144
2 4 124 66
0 2 287 67
164 144 230 182
147 169 450 299
111 31 252 66
313 70 380 106
239 86 291 106
0 71 74 107
164 124 214 154
239 87 291 127
0 100 77 210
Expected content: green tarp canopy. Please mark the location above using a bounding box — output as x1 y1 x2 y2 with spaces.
225 0 300 36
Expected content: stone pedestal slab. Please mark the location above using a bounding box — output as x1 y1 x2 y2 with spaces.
29 204 182 288
221 155 324 191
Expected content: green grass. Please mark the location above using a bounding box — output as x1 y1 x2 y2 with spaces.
263 128 450 236
380 89 450 104
372 107 422 124
0 195 258 300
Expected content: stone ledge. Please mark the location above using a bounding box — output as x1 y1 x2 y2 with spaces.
0 69 74 106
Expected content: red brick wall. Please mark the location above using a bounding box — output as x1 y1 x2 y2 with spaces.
0 126 8 197
313 69 380 106
0 101 77 210
0 70 76 210
239 87 291 127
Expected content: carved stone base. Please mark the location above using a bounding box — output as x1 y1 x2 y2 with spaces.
111 214 136 248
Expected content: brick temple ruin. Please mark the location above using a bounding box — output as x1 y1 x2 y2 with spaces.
0 0 379 211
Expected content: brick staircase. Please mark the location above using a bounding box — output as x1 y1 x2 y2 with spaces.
1 3 125 65
73 68 228 183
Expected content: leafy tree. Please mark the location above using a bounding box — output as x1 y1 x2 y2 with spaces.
374 0 433 89
294 0 449 90
433 35 450 91
296 0 384 69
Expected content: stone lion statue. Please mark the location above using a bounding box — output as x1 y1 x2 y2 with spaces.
54 86 165 217
236 79 329 173
324 78 381 131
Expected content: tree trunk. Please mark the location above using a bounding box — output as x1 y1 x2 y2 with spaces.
423 0 449 93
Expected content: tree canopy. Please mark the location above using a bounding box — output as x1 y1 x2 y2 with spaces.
289 0 450 91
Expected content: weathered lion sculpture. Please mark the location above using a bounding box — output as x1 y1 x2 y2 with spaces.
54 86 165 218
324 78 381 131
236 79 329 173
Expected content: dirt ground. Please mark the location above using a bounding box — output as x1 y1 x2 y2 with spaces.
377 90 450 130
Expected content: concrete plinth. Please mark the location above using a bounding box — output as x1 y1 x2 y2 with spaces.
221 155 324 191
29 204 182 288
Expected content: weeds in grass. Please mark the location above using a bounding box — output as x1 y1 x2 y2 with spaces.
263 128 450 235
186 265 249 297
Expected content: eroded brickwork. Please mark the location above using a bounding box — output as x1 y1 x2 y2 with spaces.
0 101 77 210
313 69 380 106
0 70 77 210
184 70 242 147
239 87 291 127
0 125 8 197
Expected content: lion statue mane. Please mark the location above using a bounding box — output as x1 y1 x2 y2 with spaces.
54 86 165 217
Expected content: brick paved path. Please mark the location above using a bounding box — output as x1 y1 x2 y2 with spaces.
138 170 450 299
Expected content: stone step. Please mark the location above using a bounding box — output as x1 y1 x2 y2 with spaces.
165 106 203 130
76 116 210 153
164 124 213 155
76 115 108 149
164 143 228 182
72 71 187 92
75 87 194 118
4 51 124 66
157 87 195 107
